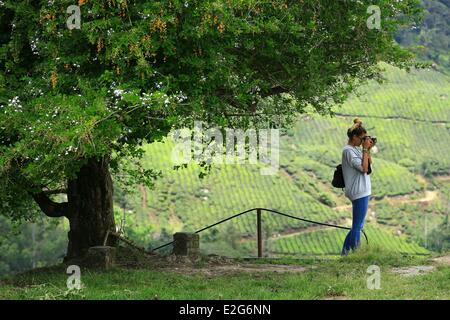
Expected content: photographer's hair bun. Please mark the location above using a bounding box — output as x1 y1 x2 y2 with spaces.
353 117 362 126
347 117 366 139
349 118 363 131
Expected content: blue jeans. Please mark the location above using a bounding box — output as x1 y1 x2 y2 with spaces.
341 195 369 256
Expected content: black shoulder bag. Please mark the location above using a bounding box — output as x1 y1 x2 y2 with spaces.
332 162 371 189
332 164 345 188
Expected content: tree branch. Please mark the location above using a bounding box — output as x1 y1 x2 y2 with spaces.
32 192 69 218
262 85 289 98
42 188 67 195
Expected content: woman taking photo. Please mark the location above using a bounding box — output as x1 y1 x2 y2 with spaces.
341 118 374 256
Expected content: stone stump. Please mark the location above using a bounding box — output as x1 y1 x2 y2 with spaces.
84 246 116 269
172 232 199 256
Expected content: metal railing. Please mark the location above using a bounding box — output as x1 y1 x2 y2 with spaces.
150 208 368 257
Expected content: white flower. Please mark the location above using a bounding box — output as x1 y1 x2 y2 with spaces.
30 38 40 55
114 89 124 97
8 96 23 112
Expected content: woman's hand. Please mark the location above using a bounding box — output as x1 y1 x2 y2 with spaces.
362 137 372 149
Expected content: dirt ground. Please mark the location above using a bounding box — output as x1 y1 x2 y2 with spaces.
116 247 450 278
165 263 309 276
430 255 450 266
391 265 435 277
115 248 310 276
390 254 450 277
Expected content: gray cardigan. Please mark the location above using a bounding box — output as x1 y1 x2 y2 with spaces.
341 145 372 201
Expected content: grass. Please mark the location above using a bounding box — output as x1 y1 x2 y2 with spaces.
1 247 448 300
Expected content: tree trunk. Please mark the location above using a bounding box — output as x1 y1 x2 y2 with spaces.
65 157 116 261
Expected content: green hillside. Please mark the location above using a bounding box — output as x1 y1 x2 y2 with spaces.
264 224 430 257
395 0 450 75
113 63 449 258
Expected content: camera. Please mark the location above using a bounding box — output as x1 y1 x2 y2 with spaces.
363 136 377 144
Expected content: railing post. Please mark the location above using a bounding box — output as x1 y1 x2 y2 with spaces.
257 208 262 258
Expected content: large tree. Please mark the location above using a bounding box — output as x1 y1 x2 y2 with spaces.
0 0 423 260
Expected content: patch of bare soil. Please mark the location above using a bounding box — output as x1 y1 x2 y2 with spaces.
381 190 438 205
391 265 435 277
116 247 307 276
430 255 450 266
434 175 450 182
160 256 307 276
323 295 348 300
193 264 308 276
